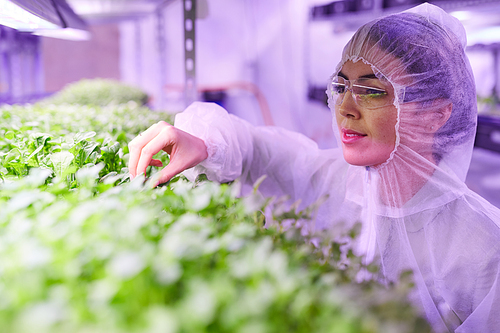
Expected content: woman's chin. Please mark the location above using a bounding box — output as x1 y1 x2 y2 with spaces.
341 143 395 167
342 152 391 167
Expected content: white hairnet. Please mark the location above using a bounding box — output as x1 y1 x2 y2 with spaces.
174 3 500 332
329 3 476 183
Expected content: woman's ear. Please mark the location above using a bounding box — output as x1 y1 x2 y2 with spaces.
426 100 452 133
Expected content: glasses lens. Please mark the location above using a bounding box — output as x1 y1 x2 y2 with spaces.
330 77 394 109
330 81 346 105
353 79 391 108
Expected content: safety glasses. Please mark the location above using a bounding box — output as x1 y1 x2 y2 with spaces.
329 77 395 109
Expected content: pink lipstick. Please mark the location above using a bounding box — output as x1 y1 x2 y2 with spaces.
341 128 367 144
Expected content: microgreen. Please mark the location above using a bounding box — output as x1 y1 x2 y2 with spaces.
0 80 430 333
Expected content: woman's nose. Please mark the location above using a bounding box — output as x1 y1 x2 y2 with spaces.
337 90 361 119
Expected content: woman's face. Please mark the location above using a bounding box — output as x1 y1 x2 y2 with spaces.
334 60 398 167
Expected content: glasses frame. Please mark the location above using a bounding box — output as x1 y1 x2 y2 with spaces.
329 77 396 110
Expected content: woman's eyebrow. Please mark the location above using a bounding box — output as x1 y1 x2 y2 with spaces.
360 73 378 79
338 72 348 79
337 72 378 80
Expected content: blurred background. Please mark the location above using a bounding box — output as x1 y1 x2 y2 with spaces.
1 0 500 206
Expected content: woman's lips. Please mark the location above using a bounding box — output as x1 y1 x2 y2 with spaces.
341 128 367 144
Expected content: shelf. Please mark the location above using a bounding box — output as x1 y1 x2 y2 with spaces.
475 114 500 152
310 0 500 26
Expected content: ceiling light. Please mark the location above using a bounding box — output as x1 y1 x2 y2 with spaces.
34 27 91 40
0 0 60 31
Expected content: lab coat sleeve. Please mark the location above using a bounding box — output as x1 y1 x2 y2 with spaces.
174 102 251 184
174 102 343 206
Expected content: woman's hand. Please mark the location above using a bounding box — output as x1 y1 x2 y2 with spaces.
128 121 208 186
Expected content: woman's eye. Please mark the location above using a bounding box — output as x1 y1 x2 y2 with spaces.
332 84 345 94
367 89 387 96
361 87 387 96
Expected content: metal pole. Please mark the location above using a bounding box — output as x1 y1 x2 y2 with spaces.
156 7 166 110
493 47 499 105
183 0 196 107
34 35 44 100
134 19 142 88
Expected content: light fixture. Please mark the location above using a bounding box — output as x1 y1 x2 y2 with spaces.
0 0 59 31
33 27 91 41
0 0 89 40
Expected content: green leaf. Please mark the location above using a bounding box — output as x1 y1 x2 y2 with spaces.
5 131 15 140
50 151 74 177
102 142 120 155
4 148 21 165
27 145 44 161
74 131 97 143
82 141 100 161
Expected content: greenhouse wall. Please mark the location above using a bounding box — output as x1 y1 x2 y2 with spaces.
41 24 121 94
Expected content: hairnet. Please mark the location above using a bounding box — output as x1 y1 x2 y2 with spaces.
328 3 477 182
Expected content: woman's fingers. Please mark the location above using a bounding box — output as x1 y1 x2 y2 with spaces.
128 121 171 177
155 131 208 185
135 125 176 177
151 159 183 187
128 121 208 186
152 136 207 186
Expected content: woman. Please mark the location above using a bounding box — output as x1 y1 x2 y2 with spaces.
128 3 500 332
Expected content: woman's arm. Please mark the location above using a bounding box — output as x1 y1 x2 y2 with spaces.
128 101 344 211
174 102 343 203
